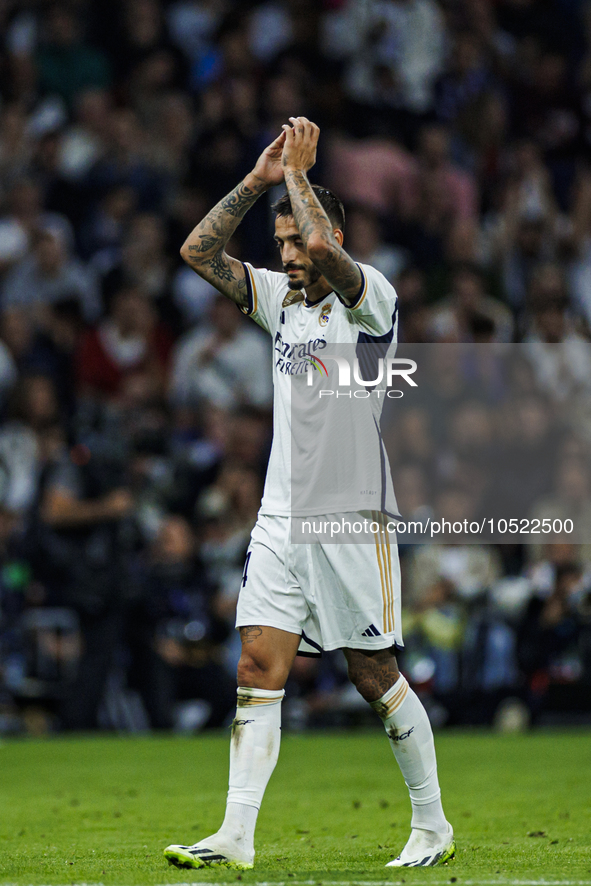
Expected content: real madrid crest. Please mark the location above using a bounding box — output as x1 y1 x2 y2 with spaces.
319 303 332 327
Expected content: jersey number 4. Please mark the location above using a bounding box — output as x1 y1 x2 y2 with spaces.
241 551 252 587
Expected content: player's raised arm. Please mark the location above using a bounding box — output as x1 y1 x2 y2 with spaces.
180 131 287 306
281 116 362 303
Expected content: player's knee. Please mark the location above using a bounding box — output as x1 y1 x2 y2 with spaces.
346 656 370 692
237 651 287 690
345 648 400 702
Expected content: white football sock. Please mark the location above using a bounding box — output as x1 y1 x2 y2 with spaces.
371 674 447 833
217 687 284 856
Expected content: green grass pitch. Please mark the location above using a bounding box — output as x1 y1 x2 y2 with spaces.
0 729 589 884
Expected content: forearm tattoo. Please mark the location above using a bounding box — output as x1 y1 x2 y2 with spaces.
284 170 361 300
284 169 333 245
207 249 239 283
221 184 261 217
182 179 265 306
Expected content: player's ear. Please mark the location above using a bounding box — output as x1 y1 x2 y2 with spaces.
333 228 344 246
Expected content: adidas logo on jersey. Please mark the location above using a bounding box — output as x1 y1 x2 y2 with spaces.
361 623 381 637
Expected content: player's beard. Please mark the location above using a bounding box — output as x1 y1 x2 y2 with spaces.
285 263 322 291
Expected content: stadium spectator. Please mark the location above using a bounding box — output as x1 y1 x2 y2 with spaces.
429 264 514 342
75 286 173 402
130 514 236 730
57 88 113 182
399 125 478 224
529 456 591 547
346 205 407 284
518 561 591 720
98 212 174 319
0 178 72 271
36 4 112 109
169 294 272 412
406 542 502 606
334 0 446 117
2 225 99 322
36 426 137 730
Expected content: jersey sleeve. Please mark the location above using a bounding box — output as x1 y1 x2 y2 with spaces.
240 262 285 335
336 262 398 337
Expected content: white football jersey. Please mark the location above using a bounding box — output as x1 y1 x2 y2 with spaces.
241 261 400 517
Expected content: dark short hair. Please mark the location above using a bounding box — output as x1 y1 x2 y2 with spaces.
272 185 345 232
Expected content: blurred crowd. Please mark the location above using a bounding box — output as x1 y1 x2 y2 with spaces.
0 0 590 733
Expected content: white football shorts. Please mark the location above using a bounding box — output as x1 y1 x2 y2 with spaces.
236 511 402 655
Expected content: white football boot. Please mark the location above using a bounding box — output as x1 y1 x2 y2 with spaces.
386 822 455 867
164 833 254 870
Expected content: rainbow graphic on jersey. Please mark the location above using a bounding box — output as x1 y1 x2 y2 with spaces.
305 355 328 376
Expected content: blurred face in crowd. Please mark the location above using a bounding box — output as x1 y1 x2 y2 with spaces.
452 32 482 76
555 458 590 502
450 401 492 453
125 0 162 46
530 264 567 341
397 407 432 460
110 109 142 154
35 230 67 274
394 463 428 516
125 213 165 258
516 396 551 445
220 27 253 76
152 516 195 564
174 188 208 229
535 304 566 342
75 88 112 132
514 140 543 176
219 464 262 516
206 128 242 174
0 308 33 357
516 218 545 256
265 75 305 122
544 543 579 566
47 7 79 46
9 179 41 220
37 422 66 463
429 345 463 392
446 220 478 264
1 104 27 144
419 126 450 169
227 412 269 467
396 267 425 307
554 566 583 600
111 288 156 338
452 268 483 309
21 375 59 428
102 186 137 223
419 173 451 227
346 208 380 258
436 486 478 524
535 53 567 97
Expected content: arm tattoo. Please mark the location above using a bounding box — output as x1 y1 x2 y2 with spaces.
181 178 265 306
239 625 263 644
187 235 218 256
221 183 260 217
207 250 237 283
284 169 361 301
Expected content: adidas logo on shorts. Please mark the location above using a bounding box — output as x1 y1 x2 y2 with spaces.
361 623 381 637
